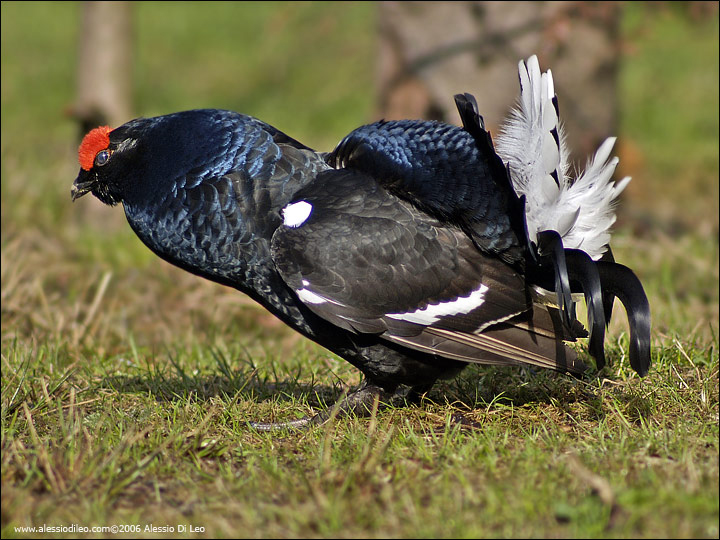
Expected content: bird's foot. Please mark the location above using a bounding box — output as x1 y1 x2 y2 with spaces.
398 382 435 405
249 381 394 432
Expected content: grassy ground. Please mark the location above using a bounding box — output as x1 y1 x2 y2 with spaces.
2 2 718 538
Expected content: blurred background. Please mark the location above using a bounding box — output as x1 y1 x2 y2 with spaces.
1 1 718 361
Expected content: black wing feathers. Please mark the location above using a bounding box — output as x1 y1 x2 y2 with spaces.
271 168 584 374
272 169 529 324
326 107 527 265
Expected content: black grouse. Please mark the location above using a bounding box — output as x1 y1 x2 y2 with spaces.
72 55 651 428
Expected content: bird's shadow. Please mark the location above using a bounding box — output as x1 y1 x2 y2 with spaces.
97 360 651 427
428 363 655 425
100 369 347 410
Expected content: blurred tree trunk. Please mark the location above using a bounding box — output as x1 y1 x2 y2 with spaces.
377 1 622 167
72 1 133 137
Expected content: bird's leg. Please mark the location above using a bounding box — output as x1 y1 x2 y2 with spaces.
401 382 435 405
249 379 394 432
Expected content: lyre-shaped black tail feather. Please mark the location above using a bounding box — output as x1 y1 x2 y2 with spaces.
596 261 652 376
454 92 485 135
536 230 575 327
599 247 617 324
565 249 607 369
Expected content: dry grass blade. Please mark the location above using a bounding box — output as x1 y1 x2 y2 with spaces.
72 271 112 345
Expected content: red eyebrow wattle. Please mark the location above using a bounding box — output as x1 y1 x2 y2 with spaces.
78 125 112 171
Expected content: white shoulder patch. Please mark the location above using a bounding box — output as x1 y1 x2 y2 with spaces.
385 284 489 325
282 200 313 228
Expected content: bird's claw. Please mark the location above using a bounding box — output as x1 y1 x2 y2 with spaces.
248 382 394 432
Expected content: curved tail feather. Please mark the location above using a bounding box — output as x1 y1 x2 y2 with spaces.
599 247 618 324
536 230 575 327
565 249 607 369
533 233 608 371
596 262 652 376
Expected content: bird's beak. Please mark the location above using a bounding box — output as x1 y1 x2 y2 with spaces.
71 173 94 201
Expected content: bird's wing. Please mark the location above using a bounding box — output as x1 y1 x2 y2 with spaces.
271 168 586 374
326 115 527 265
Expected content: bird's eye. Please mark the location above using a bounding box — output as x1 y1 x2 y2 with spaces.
95 150 111 167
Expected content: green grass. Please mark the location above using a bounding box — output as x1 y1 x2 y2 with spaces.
2 2 718 538
2 336 718 538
